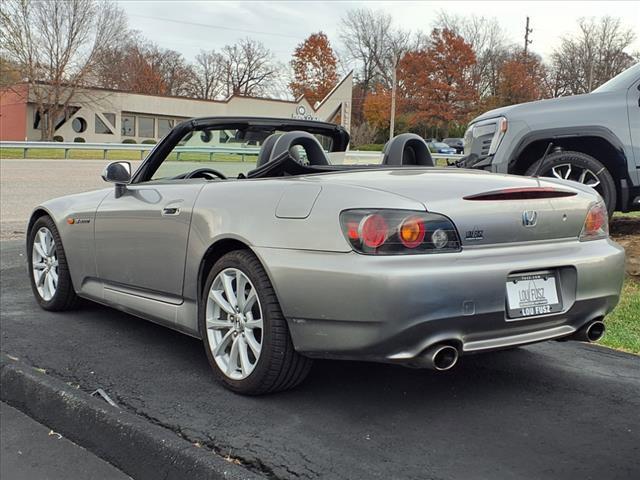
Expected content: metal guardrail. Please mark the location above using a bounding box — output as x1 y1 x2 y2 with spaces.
0 141 261 161
0 141 464 163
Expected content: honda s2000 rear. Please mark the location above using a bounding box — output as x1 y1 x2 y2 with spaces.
28 121 626 394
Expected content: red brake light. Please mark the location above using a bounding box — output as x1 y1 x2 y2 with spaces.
463 187 577 201
360 214 387 248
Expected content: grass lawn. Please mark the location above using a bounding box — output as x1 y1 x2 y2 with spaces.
614 211 640 218
0 147 255 163
600 276 640 354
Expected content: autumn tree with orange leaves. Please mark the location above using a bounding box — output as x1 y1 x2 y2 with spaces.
497 52 547 105
400 29 477 137
289 32 339 106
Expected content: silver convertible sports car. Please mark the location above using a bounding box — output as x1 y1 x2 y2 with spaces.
27 117 625 394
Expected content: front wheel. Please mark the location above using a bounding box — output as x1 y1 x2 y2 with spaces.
526 151 617 217
199 250 312 395
27 216 78 311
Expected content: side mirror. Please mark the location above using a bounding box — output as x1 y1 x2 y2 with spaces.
102 161 131 184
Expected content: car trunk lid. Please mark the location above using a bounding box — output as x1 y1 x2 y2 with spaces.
315 168 593 246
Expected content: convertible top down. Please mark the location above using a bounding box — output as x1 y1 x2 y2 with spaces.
27 117 625 394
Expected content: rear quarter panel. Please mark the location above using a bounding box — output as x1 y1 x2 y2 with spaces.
182 177 424 302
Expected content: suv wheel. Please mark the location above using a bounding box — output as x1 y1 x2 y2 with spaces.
526 150 616 216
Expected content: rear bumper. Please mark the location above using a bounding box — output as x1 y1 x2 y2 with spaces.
255 238 625 364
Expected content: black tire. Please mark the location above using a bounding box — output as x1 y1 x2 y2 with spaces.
525 150 617 217
27 216 78 311
199 249 312 395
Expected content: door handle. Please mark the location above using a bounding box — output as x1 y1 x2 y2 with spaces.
162 206 180 216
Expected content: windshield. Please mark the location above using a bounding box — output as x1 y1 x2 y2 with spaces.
433 142 449 149
592 63 640 93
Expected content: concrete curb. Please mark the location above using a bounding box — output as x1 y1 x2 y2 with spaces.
0 355 263 480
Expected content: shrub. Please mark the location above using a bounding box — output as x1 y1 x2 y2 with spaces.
53 135 63 142
73 137 86 143
122 138 137 144
141 139 156 145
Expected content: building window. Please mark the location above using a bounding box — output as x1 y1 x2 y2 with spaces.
121 114 135 136
138 116 155 138
103 113 116 126
72 117 87 133
95 114 113 134
158 118 174 138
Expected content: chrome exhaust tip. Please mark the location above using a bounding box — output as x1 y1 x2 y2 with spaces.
585 320 606 342
422 344 459 371
565 320 606 343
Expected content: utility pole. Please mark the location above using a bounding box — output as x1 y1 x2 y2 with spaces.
389 54 397 141
524 16 533 56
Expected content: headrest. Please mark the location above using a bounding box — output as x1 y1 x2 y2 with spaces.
256 133 282 167
269 131 329 166
382 133 434 167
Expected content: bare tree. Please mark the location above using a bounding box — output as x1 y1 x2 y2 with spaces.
0 0 126 140
339 9 393 121
550 16 636 95
94 33 193 97
434 12 512 98
222 38 277 97
187 50 225 100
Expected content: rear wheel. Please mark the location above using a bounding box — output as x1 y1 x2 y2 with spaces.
27 216 78 311
199 250 312 395
526 151 616 217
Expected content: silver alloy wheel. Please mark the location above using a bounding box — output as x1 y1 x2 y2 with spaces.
549 163 601 188
32 227 59 301
206 268 263 380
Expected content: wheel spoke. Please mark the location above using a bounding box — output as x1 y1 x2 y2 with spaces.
46 234 55 255
221 272 237 309
242 288 257 314
213 330 234 357
245 331 261 357
210 290 234 315
49 268 58 285
47 272 56 294
244 316 263 330
238 337 251 375
34 241 47 259
207 318 232 330
36 269 46 287
236 273 247 311
227 336 240 375
33 262 46 271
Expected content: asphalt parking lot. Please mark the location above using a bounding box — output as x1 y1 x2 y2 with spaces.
2 239 640 479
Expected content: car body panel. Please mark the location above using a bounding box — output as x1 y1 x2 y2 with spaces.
94 180 205 297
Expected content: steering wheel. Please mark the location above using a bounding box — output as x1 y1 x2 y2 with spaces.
184 168 227 180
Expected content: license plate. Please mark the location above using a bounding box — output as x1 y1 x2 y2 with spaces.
506 271 563 319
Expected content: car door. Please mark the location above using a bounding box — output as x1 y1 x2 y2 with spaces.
94 180 205 298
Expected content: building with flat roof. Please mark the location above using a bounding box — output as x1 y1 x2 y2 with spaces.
0 73 352 143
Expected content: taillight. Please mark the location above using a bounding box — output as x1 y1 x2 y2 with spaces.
579 201 608 241
340 209 461 255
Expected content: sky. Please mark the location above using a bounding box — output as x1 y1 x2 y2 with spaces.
117 0 640 64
